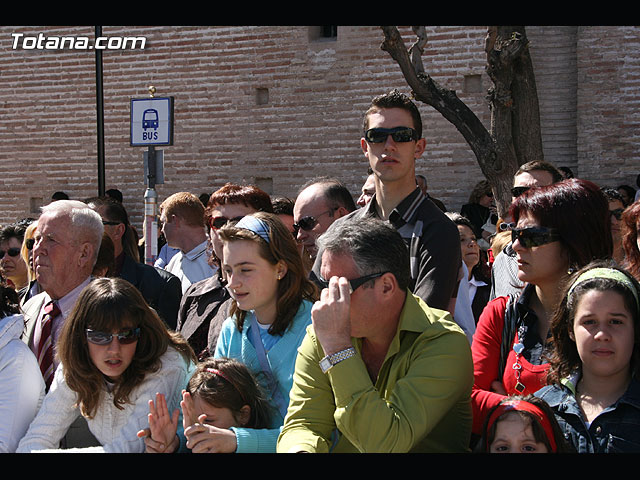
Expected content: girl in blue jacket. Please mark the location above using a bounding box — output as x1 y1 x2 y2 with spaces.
536 260 640 453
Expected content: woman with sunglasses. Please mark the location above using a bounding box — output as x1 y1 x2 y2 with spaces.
461 180 495 249
17 277 196 452
176 183 273 359
536 261 640 453
470 178 612 440
0 222 30 298
202 212 317 453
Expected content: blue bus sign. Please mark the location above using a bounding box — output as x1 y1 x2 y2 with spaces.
130 97 174 146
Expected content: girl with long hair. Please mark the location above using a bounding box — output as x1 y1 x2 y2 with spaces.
17 277 196 452
203 211 317 453
536 261 640 452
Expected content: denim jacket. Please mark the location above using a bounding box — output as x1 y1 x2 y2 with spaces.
535 372 640 453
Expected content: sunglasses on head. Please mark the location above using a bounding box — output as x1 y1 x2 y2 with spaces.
86 327 140 345
293 208 336 233
317 271 386 294
0 247 21 258
364 126 419 144
511 226 560 249
511 186 531 198
208 215 244 230
610 208 624 221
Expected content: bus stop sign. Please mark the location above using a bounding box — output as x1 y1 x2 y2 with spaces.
130 96 174 146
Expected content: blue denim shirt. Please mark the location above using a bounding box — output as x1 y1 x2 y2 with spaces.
535 374 640 453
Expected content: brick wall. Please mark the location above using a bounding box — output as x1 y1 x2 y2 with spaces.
1 26 638 230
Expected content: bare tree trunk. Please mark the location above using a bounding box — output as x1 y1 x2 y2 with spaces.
380 26 544 218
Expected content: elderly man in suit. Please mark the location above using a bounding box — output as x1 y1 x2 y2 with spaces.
21 200 104 448
22 200 103 391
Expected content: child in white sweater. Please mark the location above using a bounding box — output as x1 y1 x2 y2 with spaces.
17 277 196 452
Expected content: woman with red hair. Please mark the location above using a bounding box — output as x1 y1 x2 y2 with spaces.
470 179 613 441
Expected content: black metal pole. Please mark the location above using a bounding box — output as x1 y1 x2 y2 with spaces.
95 26 105 196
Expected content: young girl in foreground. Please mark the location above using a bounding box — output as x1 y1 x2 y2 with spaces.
536 261 640 453
17 277 196 453
140 357 272 453
475 395 571 453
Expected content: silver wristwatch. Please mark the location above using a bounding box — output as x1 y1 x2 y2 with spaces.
319 347 356 373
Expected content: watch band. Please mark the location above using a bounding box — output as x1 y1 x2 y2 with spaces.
319 347 356 373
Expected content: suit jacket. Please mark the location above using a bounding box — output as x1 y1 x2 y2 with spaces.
20 288 100 449
21 292 48 350
119 254 182 330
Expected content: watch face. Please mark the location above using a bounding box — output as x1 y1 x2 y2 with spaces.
319 357 332 373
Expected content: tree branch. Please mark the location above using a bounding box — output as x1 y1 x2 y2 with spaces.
380 26 497 176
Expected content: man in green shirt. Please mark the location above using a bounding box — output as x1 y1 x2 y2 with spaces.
277 217 473 453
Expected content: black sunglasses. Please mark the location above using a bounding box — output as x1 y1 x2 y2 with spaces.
610 208 624 221
208 215 244 230
511 186 531 198
364 127 419 144
317 271 386 293
293 208 336 233
86 327 141 345
0 247 21 258
102 220 121 226
511 226 560 249
25 238 35 250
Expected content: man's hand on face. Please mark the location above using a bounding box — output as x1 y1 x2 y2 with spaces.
311 276 353 355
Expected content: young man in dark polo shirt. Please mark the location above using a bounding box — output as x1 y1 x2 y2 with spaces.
313 90 461 313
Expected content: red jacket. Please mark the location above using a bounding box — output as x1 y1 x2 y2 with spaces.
470 295 549 434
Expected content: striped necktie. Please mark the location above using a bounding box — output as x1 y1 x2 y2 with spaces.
37 300 61 391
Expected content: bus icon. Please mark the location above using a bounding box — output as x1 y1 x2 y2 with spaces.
142 109 159 130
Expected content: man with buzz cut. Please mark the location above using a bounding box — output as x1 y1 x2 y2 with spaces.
312 90 461 313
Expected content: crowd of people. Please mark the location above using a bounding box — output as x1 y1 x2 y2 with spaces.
1 89 640 454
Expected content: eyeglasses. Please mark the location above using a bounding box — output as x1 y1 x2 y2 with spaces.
293 208 336 234
511 226 560 249
364 127 419 144
208 215 244 230
25 238 35 250
0 247 21 258
317 271 387 294
499 222 515 232
86 327 140 345
511 186 531 198
610 208 624 221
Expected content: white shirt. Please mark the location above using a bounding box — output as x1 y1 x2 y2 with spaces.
0 314 45 452
164 240 215 294
17 346 194 453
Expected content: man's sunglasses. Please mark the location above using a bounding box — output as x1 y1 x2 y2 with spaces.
511 186 531 198
86 327 141 345
511 226 560 249
317 271 386 294
208 215 244 230
0 247 21 258
293 208 336 234
610 208 624 221
364 127 419 144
